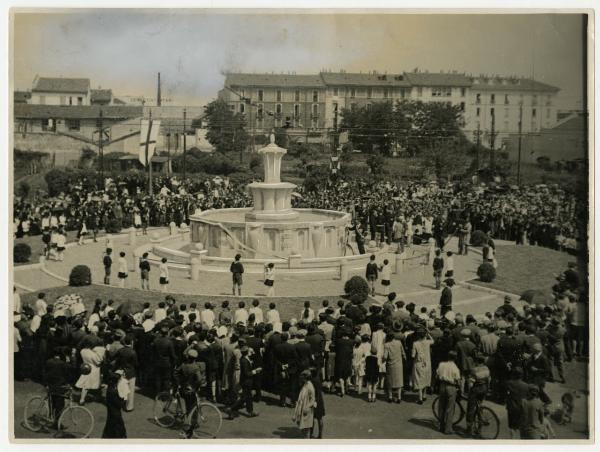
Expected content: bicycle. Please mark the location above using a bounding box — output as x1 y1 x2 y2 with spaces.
23 386 94 438
432 391 500 439
154 388 222 439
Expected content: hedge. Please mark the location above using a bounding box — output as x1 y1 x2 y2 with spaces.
477 262 497 283
69 265 92 286
470 230 488 247
344 275 370 303
14 243 32 263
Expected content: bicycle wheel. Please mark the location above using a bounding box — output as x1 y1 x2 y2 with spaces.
23 396 50 432
475 406 500 440
432 396 464 426
189 402 222 439
154 392 179 428
57 406 94 438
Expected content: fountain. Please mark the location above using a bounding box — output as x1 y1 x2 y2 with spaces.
147 134 387 281
189 134 351 259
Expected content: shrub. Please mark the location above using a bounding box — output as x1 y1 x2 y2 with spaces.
13 243 32 263
477 262 496 283
344 275 370 303
470 230 488 247
69 265 92 286
105 217 122 234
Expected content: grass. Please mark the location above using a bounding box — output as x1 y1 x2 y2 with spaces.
469 245 577 297
20 284 354 322
13 230 107 267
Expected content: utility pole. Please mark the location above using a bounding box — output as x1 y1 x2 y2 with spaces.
97 109 104 184
167 127 171 175
333 106 339 154
474 122 481 172
157 72 161 107
145 109 154 195
490 109 496 174
182 108 187 180
517 102 523 185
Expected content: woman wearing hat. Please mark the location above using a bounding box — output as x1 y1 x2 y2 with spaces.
411 328 434 404
293 369 317 439
383 331 406 403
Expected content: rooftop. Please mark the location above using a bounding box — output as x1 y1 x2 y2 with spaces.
320 72 411 87
403 72 472 87
14 104 143 120
90 89 113 102
32 77 90 94
225 73 325 88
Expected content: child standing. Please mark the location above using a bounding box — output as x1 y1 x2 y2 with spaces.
159 257 169 292
365 343 379 402
117 252 128 288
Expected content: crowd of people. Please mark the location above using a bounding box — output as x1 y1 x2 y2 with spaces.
13 257 587 439
14 173 583 256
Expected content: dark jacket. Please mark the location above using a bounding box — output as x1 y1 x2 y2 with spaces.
152 335 176 368
239 355 255 388
274 341 298 375
112 345 138 379
294 340 313 372
440 287 453 307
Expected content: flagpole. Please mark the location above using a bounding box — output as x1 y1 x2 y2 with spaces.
145 109 154 196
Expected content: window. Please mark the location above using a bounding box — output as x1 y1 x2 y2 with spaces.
240 89 245 98
257 104 263 116
476 93 481 104
432 87 451 97
532 108 537 118
258 90 264 101
332 102 338 112
41 118 54 131
350 88 356 98
490 94 495 104
276 90 282 102
69 96 73 105
312 90 318 102
240 103 245 114
504 108 509 118
77 97 83 105
417 87 423 97
460 87 466 97
476 107 480 117
312 104 318 117
294 104 300 117
504 94 509 105
295 90 300 102
333 87 338 97
367 88 372 99
276 104 282 115
39 95 46 105
67 119 80 131
383 88 388 98
460 102 465 112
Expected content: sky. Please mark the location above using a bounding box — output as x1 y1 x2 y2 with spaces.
12 11 587 109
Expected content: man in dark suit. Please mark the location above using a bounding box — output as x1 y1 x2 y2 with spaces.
294 330 313 373
112 336 138 411
274 332 298 407
228 346 260 419
44 347 71 428
152 325 176 395
305 323 325 374
439 278 454 316
524 342 552 404
245 327 264 401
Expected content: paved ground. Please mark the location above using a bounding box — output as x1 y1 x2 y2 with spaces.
13 357 589 440
15 231 516 315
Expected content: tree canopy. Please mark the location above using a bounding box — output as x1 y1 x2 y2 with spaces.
204 99 249 154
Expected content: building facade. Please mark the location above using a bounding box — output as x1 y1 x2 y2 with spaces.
220 70 560 144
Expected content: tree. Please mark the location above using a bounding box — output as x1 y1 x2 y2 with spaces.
204 99 249 154
79 147 97 169
366 151 385 175
339 101 396 155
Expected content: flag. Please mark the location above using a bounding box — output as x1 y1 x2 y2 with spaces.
139 119 161 166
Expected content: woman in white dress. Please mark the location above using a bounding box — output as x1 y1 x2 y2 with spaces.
75 344 103 404
159 258 169 292
264 263 275 297
380 259 391 296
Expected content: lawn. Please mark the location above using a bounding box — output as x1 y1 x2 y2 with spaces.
20 284 353 323
13 230 107 267
469 245 578 297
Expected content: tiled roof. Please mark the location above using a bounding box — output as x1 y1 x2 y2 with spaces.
90 89 112 102
320 72 411 87
113 97 127 105
403 72 472 87
225 73 325 88
32 77 90 94
14 104 143 120
471 77 559 92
